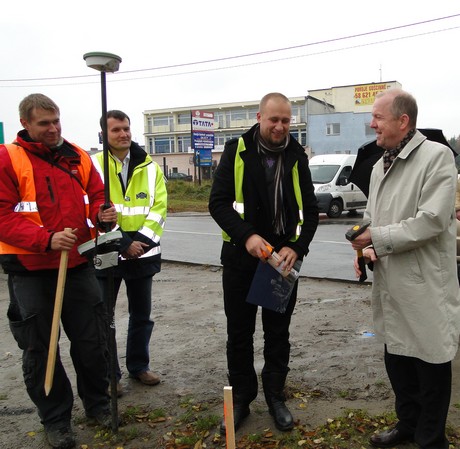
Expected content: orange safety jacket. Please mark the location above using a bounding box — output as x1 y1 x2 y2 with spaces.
0 143 95 256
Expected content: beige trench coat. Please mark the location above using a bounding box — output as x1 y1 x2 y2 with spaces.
455 178 460 260
365 131 460 363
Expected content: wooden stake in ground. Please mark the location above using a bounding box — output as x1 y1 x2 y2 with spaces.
44 229 71 396
223 386 236 449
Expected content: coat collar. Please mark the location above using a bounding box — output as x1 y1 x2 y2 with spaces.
396 130 426 160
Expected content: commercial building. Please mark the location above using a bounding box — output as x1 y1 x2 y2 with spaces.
143 81 401 179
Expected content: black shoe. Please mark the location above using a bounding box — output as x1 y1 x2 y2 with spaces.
370 428 414 448
269 399 294 431
219 404 250 435
86 410 120 429
45 426 76 449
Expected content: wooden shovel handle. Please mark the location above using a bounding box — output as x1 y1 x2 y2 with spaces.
44 228 71 396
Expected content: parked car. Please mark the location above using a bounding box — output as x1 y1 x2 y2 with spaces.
309 154 367 218
168 172 193 181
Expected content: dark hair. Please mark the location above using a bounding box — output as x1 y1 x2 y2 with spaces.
19 93 59 121
100 110 130 128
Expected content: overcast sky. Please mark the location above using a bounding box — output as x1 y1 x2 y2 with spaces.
1 1 459 150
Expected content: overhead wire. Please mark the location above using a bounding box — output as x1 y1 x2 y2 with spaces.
1 13 459 88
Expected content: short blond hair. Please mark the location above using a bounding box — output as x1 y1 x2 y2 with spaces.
259 92 291 114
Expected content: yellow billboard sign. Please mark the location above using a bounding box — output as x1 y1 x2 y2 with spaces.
354 83 391 106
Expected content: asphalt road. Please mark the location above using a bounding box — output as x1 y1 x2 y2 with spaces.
161 212 372 283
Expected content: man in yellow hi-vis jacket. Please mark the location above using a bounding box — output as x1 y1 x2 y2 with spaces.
92 110 167 396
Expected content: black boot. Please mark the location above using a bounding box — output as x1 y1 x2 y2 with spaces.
219 373 257 435
262 372 294 431
219 402 250 435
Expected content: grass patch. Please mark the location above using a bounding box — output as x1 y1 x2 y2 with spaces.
194 414 221 432
166 180 211 213
79 400 460 449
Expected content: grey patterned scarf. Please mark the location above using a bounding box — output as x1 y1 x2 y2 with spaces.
255 126 290 235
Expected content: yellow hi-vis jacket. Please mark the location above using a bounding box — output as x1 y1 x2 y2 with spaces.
92 150 167 261
222 137 304 242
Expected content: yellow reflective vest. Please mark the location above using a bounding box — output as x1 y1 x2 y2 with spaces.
222 137 304 242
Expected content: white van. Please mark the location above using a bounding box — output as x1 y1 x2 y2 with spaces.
309 154 367 218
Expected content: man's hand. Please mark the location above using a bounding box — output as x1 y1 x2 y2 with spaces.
122 241 150 259
353 247 377 279
98 205 118 227
276 247 298 273
50 228 78 251
350 228 372 250
245 234 271 259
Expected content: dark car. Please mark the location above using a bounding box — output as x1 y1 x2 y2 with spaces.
168 172 193 181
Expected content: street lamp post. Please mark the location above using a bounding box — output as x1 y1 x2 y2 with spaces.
83 51 122 432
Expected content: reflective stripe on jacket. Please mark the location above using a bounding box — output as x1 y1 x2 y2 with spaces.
222 136 304 242
0 144 93 255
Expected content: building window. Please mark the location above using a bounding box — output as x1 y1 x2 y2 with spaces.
290 129 307 146
215 111 225 128
215 133 242 146
147 117 154 134
326 123 340 136
178 136 191 153
365 123 374 136
230 110 246 121
148 137 154 154
247 107 258 120
154 137 175 154
153 115 173 127
178 113 191 125
291 105 306 123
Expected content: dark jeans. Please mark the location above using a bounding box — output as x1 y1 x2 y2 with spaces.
98 275 154 378
7 268 109 430
222 265 297 382
384 347 452 449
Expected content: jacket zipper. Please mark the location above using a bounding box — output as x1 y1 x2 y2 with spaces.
46 176 55 203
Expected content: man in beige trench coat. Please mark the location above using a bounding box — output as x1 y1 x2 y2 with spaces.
350 89 460 449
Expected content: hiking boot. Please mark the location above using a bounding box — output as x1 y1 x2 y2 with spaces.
130 370 160 386
45 426 76 449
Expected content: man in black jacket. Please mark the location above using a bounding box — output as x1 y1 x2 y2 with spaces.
209 93 319 433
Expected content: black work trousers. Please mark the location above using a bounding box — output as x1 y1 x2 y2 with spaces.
222 265 297 393
7 268 109 430
384 347 452 449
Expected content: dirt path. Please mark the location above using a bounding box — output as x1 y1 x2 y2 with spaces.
1 262 459 448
